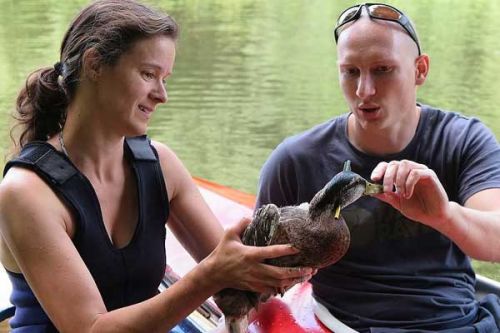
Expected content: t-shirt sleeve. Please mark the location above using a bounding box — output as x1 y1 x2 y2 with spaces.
458 118 500 204
255 141 298 209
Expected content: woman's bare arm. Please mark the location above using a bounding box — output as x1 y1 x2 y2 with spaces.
0 166 312 333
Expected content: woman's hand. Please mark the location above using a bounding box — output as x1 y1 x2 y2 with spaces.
202 218 314 295
370 160 451 230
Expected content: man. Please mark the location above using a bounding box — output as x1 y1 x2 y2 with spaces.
256 3 500 332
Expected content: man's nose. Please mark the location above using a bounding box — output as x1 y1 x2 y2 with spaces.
356 73 376 99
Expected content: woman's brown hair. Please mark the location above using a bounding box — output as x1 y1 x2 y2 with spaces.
12 0 178 153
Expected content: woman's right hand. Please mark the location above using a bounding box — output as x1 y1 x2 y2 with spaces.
201 218 314 295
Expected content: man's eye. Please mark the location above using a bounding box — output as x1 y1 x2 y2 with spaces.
342 68 359 76
375 66 391 73
143 72 155 80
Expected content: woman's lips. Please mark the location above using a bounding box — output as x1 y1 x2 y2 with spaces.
139 104 153 114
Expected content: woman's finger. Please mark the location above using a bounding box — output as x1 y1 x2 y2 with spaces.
228 217 252 237
247 243 299 260
262 264 314 280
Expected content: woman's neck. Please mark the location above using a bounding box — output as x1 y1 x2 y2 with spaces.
57 99 127 183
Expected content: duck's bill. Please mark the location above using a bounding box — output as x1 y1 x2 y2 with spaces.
364 181 384 195
334 205 341 219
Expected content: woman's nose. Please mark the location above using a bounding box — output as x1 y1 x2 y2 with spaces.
151 82 168 104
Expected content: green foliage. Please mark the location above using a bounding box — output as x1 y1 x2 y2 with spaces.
473 261 500 281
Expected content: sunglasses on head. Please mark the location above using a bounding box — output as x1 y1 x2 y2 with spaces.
333 3 421 55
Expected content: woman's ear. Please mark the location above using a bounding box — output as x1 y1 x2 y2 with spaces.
415 54 430 86
82 48 101 81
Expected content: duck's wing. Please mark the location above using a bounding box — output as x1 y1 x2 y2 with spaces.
263 205 309 267
269 205 309 245
242 204 280 247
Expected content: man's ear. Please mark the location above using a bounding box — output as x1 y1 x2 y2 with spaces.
82 48 101 81
415 54 430 86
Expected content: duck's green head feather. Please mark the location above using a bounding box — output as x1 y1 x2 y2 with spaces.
309 160 382 219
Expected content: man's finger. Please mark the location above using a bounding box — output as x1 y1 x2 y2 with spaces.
371 161 389 181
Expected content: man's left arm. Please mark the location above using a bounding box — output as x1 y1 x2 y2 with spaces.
446 188 500 262
371 160 500 262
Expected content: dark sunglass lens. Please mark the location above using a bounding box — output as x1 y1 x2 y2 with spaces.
337 6 360 26
369 5 401 20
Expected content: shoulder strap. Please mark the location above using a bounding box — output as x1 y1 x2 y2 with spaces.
125 135 157 161
125 136 169 224
4 142 77 184
3 142 100 245
4 139 169 242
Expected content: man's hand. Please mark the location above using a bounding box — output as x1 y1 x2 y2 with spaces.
370 160 451 230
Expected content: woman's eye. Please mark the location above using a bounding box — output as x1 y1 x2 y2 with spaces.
143 72 155 80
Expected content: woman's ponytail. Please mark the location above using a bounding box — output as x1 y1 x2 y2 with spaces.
12 65 68 153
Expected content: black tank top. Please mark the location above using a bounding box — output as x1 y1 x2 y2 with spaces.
3 136 169 331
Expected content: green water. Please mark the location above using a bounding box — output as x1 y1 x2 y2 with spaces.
0 0 499 279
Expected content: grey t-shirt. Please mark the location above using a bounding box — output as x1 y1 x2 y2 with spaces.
256 105 500 332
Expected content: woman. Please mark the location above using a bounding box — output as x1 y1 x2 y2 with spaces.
0 1 313 332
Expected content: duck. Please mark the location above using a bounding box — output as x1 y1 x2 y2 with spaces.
213 160 383 333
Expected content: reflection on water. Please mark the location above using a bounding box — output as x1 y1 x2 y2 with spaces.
0 0 499 279
1 0 499 192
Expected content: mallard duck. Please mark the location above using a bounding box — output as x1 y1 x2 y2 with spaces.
213 160 383 333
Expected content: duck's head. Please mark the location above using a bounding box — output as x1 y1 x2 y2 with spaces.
309 160 383 220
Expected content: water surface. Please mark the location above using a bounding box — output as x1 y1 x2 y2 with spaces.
0 0 499 278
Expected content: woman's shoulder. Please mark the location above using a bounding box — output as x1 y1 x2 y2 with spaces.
149 140 194 202
150 140 176 160
0 166 72 232
149 140 185 173
1 166 50 199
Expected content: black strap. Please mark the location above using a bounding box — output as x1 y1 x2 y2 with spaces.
125 135 157 161
4 142 77 184
3 137 168 241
